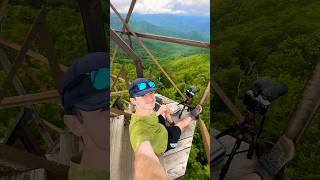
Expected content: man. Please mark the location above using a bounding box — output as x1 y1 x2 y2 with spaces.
128 77 202 162
59 52 109 180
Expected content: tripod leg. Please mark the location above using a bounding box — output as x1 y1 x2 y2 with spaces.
178 104 186 118
219 136 242 180
248 115 266 158
247 129 257 159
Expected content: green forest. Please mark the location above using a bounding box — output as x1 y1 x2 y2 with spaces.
212 0 320 179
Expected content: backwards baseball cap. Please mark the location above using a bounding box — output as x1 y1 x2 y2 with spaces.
128 78 158 97
59 52 110 111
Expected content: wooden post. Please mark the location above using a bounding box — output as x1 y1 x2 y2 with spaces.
285 60 320 145
199 118 210 162
110 115 125 180
78 0 106 52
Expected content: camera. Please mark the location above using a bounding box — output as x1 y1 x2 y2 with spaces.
243 77 288 114
186 86 200 99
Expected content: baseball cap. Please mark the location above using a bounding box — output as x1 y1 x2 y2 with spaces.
59 52 110 111
128 78 158 97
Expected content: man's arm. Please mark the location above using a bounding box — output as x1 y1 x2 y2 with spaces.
134 141 167 180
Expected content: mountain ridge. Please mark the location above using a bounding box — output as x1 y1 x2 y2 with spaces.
110 13 210 41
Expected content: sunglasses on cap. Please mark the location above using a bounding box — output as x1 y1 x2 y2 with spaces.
137 81 156 91
64 67 109 92
90 68 109 90
62 68 108 106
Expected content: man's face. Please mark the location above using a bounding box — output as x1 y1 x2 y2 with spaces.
132 92 156 111
79 108 109 151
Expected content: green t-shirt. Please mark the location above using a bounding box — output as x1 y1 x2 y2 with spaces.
129 112 168 155
68 153 109 180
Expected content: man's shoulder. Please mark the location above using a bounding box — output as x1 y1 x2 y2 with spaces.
129 117 145 131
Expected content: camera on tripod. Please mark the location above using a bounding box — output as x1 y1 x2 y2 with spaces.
186 86 200 99
243 77 288 114
177 86 200 118
216 77 288 180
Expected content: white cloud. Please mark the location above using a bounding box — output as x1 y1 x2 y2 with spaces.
111 0 210 16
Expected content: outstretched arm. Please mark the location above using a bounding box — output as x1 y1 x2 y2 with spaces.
134 141 167 180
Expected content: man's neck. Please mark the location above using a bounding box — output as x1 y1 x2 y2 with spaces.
135 108 153 116
81 143 109 172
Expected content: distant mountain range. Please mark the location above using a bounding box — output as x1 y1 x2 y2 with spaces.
110 13 210 42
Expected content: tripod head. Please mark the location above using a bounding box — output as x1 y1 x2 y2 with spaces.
177 86 200 118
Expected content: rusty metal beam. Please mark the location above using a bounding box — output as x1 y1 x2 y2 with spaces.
2 108 33 146
110 71 129 112
0 37 68 71
2 107 44 156
0 89 129 109
41 118 63 134
115 30 210 48
111 0 137 65
78 0 106 52
20 122 43 155
0 48 27 95
127 30 133 49
121 65 130 88
0 144 68 179
21 64 47 91
212 79 243 122
111 74 125 82
111 90 128 96
110 28 143 77
38 15 63 87
0 47 53 148
32 112 55 148
0 90 59 109
111 64 125 91
0 7 46 101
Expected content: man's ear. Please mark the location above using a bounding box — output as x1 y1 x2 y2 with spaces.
63 115 84 137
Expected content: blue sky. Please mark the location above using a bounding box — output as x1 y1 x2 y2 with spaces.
111 0 210 16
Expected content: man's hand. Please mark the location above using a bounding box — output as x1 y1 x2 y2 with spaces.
156 105 171 116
